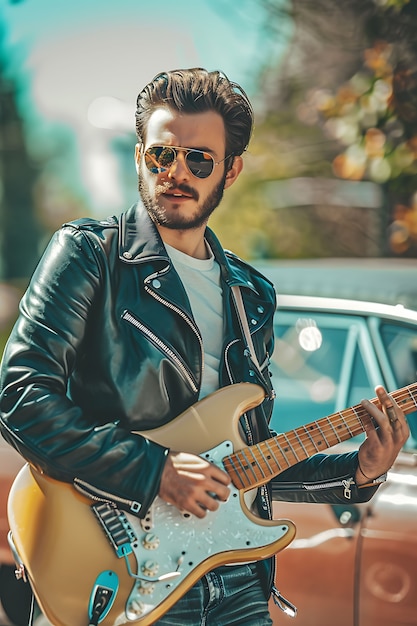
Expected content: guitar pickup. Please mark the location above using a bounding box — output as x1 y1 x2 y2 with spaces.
91 502 137 557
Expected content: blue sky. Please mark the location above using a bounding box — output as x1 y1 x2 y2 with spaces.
2 0 288 116
1 0 291 213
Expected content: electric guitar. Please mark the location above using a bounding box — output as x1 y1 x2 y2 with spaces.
7 381 416 626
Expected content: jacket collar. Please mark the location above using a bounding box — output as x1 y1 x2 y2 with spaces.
119 202 169 265
118 201 256 290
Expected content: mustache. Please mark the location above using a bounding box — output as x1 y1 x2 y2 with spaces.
155 182 199 201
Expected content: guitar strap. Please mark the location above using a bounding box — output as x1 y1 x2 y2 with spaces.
231 285 261 372
231 287 298 618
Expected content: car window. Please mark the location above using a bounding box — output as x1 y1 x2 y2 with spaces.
270 312 374 440
379 321 417 449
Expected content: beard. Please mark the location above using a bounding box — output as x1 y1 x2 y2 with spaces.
139 174 226 230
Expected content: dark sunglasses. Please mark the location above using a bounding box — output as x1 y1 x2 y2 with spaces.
144 145 230 179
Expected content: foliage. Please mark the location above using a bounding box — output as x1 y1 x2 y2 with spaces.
217 0 417 259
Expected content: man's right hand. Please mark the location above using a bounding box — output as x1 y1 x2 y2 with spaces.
158 451 231 519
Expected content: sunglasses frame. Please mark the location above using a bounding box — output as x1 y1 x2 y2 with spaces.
143 145 230 179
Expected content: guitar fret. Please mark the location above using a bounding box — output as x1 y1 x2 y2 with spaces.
351 406 363 431
326 418 342 443
274 437 291 467
314 420 330 448
264 440 282 471
239 449 261 482
258 444 275 474
302 425 321 452
409 385 417 409
339 411 354 437
282 433 300 463
229 454 248 489
293 430 309 458
247 447 267 480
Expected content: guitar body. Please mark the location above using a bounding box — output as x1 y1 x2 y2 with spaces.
8 383 296 626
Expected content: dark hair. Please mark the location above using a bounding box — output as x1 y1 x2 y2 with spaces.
135 68 254 163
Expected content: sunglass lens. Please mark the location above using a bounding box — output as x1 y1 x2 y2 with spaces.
144 146 215 178
145 147 175 173
186 150 214 179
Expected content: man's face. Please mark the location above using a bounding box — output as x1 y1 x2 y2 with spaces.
136 108 238 230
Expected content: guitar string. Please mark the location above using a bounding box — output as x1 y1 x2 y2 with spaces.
253 385 416 452
257 385 416 454
223 385 416 487
225 385 416 479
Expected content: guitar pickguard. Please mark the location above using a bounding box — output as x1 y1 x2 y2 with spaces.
99 441 292 622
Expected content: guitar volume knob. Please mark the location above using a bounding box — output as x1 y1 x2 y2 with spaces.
142 533 160 550
142 560 159 576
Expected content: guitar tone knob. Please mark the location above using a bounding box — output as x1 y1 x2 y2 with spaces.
138 581 155 595
142 560 159 576
142 533 160 550
126 599 145 617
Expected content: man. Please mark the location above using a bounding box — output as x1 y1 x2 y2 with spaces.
0 68 408 625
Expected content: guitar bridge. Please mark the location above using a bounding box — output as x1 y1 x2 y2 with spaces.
91 501 137 557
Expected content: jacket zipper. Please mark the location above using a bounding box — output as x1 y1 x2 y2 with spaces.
301 477 355 499
73 477 142 514
143 277 204 383
122 309 199 394
224 338 240 385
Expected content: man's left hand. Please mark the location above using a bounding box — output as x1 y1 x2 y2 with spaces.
356 385 409 485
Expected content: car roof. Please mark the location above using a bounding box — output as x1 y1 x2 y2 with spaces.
256 258 417 310
276 293 417 325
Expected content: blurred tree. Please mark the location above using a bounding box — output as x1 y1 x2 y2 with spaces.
273 0 417 257
215 0 417 259
0 35 42 281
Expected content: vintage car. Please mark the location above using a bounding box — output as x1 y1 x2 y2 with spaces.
267 292 417 626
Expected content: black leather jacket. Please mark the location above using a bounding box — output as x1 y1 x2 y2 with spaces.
0 202 376 595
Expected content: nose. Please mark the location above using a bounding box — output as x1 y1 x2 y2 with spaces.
167 152 190 181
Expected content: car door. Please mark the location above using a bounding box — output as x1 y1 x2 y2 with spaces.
356 318 417 626
268 307 387 626
356 461 417 626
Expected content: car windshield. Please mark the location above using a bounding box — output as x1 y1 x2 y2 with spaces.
379 321 417 446
270 310 417 453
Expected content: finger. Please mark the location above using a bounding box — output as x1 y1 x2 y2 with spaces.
205 480 230 503
181 490 224 518
197 492 222 513
182 502 207 519
363 386 398 428
375 386 406 433
209 464 231 486
386 404 401 427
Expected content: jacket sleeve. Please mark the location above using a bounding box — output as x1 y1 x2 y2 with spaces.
271 451 378 504
0 226 168 517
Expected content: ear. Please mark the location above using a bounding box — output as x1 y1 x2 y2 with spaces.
223 155 243 190
134 143 141 174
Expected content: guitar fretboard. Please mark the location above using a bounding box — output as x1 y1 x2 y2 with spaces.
223 383 417 490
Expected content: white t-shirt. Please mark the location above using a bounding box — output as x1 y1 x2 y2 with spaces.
166 242 258 524
165 242 223 399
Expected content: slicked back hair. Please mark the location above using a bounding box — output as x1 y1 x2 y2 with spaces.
135 68 254 167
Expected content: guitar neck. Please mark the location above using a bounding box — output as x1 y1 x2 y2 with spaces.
223 382 417 491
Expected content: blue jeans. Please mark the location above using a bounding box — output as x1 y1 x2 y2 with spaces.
153 563 273 626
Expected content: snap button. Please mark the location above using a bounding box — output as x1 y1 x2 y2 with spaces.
152 279 161 289
123 252 132 259
250 319 257 325
257 306 264 314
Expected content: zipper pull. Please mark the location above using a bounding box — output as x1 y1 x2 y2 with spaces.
342 478 354 500
271 586 297 617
